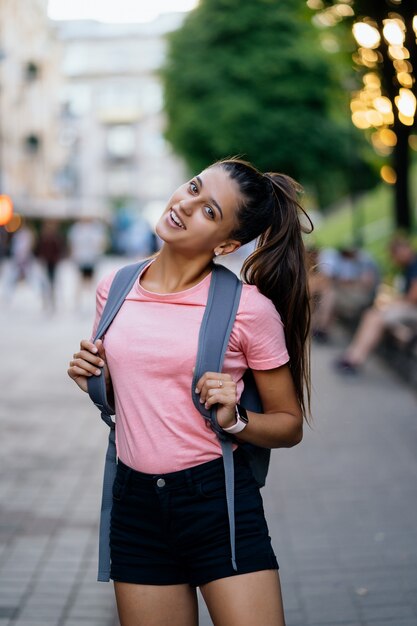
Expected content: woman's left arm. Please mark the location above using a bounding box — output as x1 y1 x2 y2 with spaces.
237 365 303 448
195 364 303 449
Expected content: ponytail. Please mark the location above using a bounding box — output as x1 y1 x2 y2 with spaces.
215 158 313 419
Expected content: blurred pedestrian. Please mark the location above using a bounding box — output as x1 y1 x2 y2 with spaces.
67 217 108 308
308 246 335 343
0 227 9 280
35 219 67 312
68 158 312 626
1 220 43 305
335 236 417 374
310 246 379 343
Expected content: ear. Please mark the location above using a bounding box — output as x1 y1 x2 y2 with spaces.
215 240 241 257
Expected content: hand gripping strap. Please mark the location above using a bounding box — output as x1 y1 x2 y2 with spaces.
191 264 243 571
89 260 149 582
191 264 242 427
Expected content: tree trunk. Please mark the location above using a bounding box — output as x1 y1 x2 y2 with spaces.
393 121 411 231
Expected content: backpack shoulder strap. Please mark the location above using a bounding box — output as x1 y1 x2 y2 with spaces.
191 263 243 572
93 260 149 342
87 260 149 416
88 259 148 583
191 263 242 429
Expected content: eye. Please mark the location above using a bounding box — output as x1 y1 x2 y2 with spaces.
204 206 215 220
189 181 198 194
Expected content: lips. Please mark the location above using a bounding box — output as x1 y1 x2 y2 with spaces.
169 209 186 229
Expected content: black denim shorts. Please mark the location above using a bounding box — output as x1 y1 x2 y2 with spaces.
110 449 278 587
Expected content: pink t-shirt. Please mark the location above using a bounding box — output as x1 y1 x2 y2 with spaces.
92 262 289 473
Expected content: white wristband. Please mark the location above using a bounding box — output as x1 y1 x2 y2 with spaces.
222 405 248 434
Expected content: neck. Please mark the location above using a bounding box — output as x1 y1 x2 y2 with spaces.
143 245 214 293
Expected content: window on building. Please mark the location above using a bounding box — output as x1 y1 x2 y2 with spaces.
106 168 136 196
61 84 91 117
106 125 136 160
25 61 40 82
24 134 41 154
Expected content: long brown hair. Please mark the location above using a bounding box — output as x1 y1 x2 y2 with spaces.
215 158 313 419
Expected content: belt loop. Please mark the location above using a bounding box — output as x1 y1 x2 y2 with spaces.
185 468 194 493
124 464 132 488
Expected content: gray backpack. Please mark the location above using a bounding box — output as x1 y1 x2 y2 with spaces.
88 260 271 582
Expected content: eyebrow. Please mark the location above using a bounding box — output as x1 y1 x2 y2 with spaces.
196 176 223 219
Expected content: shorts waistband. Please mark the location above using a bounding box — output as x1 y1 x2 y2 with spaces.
117 448 246 489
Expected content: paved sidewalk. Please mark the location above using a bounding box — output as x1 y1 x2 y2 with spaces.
0 273 118 625
1 257 417 625
268 334 417 626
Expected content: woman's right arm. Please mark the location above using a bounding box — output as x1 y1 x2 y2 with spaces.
67 338 110 393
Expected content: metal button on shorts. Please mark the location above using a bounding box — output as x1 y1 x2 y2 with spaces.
156 478 166 488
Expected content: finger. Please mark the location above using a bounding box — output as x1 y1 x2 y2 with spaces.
204 390 236 409
77 349 105 367
195 372 232 393
80 339 98 354
198 379 235 403
207 389 236 402
68 365 93 378
71 358 102 376
94 339 106 359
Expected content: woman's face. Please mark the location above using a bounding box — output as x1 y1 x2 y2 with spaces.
156 166 242 256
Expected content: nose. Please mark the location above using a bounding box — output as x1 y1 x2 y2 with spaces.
175 199 193 217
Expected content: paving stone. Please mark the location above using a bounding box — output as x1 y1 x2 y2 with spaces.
13 621 58 626
364 621 417 626
359 603 416 621
64 621 116 626
18 605 63 620
0 609 16 619
282 608 306 625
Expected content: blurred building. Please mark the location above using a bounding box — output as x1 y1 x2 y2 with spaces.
56 15 187 223
0 0 66 217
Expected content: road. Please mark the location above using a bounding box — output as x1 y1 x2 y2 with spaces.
1 256 416 626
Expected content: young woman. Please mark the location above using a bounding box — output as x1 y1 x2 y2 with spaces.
68 158 312 626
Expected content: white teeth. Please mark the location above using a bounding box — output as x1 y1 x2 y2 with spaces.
170 209 185 229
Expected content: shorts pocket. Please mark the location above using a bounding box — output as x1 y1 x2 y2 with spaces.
112 471 129 502
197 466 259 499
197 477 226 499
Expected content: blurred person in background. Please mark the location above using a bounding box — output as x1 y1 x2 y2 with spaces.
68 158 312 626
112 210 158 259
0 227 8 260
67 217 108 308
121 215 155 258
309 246 379 343
0 228 9 280
35 219 67 312
1 220 43 305
335 236 417 375
308 246 335 343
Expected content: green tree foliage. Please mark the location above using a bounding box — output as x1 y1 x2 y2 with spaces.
161 0 376 206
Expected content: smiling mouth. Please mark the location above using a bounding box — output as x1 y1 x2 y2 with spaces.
169 209 186 229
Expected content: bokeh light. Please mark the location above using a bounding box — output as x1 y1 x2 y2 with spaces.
409 134 417 150
0 195 13 226
353 22 381 49
5 213 22 233
383 18 405 47
380 165 397 184
395 88 416 118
